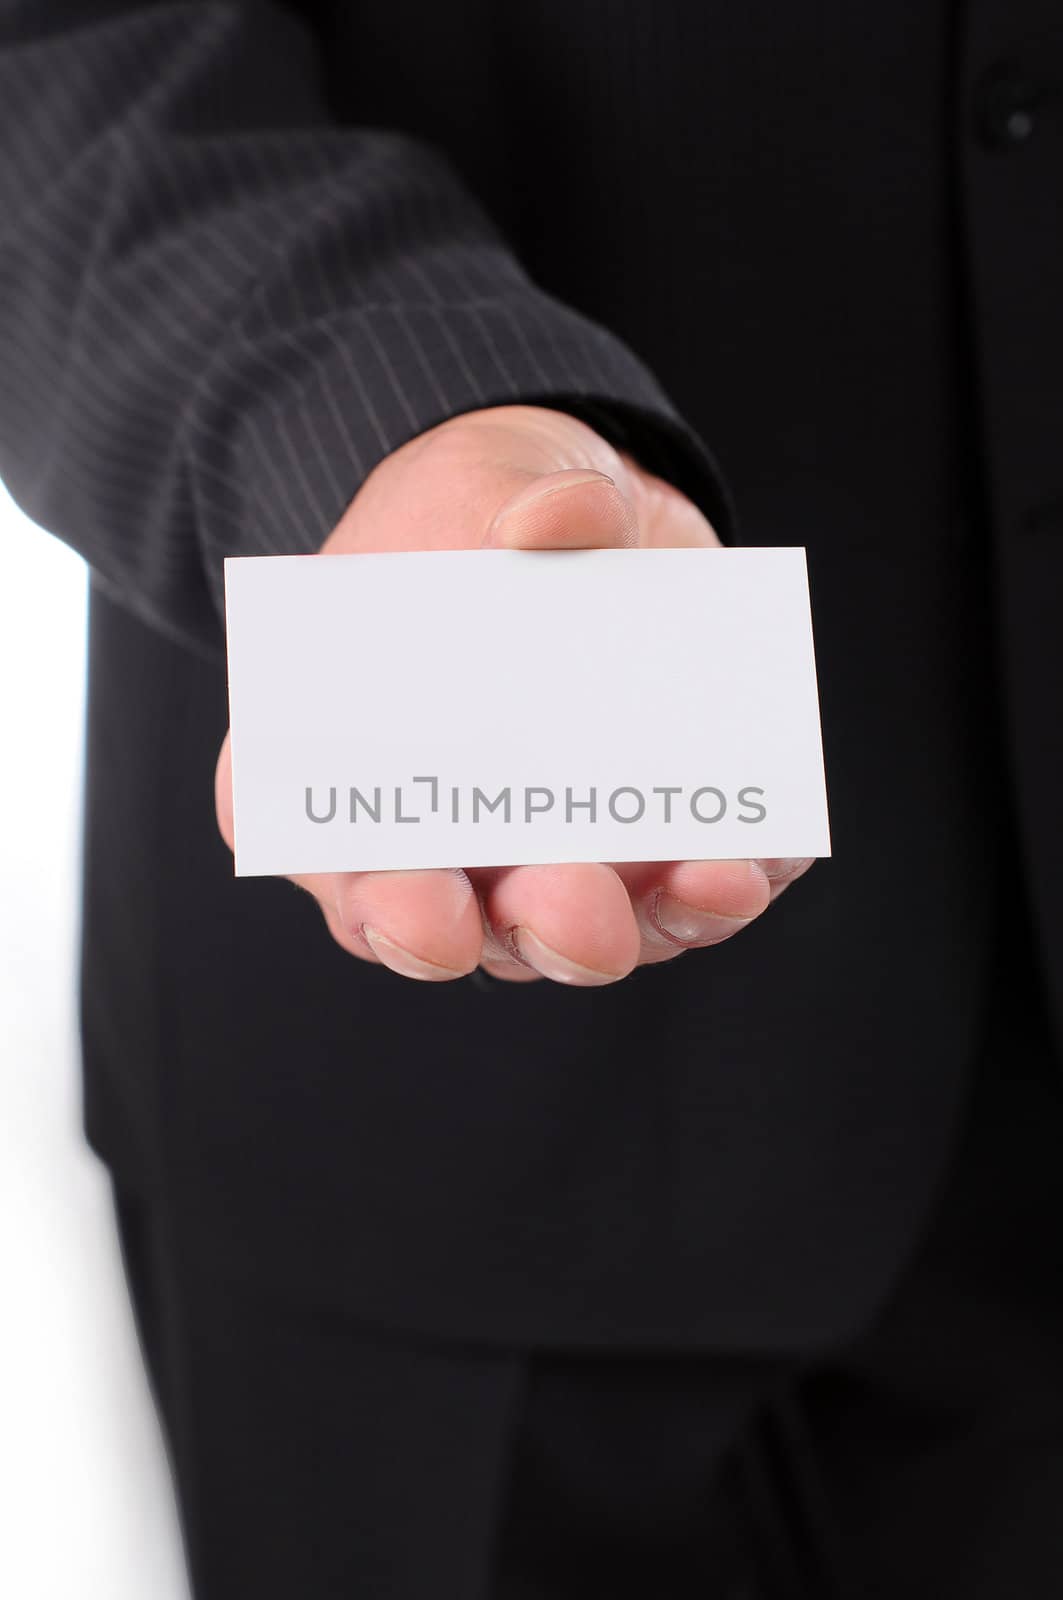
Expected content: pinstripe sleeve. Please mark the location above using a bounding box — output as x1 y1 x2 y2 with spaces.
0 1 735 660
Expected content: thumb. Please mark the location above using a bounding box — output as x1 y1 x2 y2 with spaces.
326 403 715 555
455 403 718 551
483 462 637 550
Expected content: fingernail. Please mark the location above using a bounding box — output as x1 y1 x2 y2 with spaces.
756 857 810 881
652 893 757 946
510 925 621 986
361 924 466 982
486 471 616 544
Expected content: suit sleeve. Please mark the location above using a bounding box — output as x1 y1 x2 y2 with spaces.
0 0 736 660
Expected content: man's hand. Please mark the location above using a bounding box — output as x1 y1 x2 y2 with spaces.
215 405 812 984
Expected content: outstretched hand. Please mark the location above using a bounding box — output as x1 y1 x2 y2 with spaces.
215 406 812 984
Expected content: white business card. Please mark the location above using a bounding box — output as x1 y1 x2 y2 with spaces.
223 547 831 877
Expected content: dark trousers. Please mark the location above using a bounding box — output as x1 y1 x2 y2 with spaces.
110 900 1063 1599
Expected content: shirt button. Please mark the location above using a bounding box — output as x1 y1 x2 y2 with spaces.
974 64 1038 148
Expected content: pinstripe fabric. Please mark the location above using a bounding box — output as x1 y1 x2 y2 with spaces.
0 0 733 661
10 0 1057 1378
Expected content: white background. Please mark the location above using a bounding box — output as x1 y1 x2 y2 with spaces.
0 481 189 1597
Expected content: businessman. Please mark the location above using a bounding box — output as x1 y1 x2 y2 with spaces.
1 1 1061 1595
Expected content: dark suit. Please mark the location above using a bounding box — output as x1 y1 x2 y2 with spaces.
1 1 1061 1593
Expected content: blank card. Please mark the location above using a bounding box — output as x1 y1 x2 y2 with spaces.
223 546 831 877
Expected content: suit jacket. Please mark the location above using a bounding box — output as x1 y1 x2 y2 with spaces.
0 0 1059 1351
